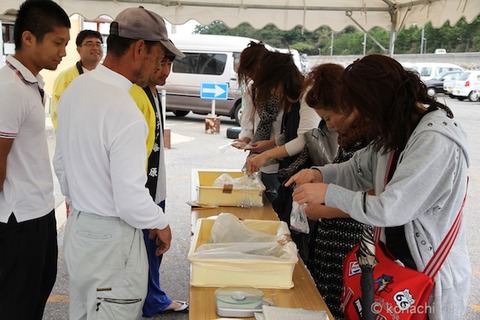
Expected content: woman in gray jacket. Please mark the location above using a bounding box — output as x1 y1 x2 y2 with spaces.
286 54 470 320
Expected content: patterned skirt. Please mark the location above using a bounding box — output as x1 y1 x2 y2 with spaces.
308 218 364 320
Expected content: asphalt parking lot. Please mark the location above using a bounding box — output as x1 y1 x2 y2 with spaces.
43 96 480 319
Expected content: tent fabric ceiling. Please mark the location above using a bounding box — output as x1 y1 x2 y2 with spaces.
1 0 480 32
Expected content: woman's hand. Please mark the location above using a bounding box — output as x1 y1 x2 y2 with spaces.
246 153 269 173
247 140 274 153
231 138 250 150
292 182 328 205
285 168 323 187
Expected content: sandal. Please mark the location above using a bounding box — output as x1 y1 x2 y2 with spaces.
163 300 189 313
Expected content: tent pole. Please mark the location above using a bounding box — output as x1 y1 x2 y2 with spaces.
388 31 396 57
345 11 388 54
388 3 398 57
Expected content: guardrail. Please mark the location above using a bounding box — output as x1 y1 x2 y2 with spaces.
307 52 480 70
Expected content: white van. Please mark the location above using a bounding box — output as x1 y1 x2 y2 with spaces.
274 47 307 73
162 34 257 123
407 62 464 81
163 34 301 123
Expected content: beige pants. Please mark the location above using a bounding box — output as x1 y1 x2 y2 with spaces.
64 209 148 320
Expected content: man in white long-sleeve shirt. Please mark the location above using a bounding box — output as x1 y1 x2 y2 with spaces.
53 7 178 319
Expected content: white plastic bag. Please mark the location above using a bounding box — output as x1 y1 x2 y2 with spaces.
212 173 266 207
290 201 310 234
190 213 297 261
212 173 265 190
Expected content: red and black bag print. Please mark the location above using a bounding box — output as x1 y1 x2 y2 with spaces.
342 241 434 320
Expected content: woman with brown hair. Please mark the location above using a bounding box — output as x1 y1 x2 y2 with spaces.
234 44 308 203
296 63 372 319
287 54 470 320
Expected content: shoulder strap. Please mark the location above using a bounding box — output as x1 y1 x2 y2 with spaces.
373 150 399 242
379 150 469 278
423 178 468 278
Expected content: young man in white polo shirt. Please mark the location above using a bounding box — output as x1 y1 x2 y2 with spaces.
0 1 70 319
53 6 178 319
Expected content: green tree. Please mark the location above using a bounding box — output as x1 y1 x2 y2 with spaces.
193 16 480 55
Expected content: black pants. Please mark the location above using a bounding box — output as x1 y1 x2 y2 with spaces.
0 210 58 320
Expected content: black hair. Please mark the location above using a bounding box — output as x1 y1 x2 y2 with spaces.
14 0 71 50
165 51 175 61
76 29 103 47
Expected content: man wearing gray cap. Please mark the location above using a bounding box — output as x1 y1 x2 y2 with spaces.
53 6 182 319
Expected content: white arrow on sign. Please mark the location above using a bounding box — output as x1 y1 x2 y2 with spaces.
203 84 226 97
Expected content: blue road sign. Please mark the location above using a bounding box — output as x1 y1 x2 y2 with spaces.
200 82 228 100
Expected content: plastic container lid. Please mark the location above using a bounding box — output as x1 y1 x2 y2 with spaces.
214 287 264 305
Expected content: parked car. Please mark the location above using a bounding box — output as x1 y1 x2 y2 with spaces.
162 34 252 124
406 62 463 81
425 70 463 96
451 70 480 102
443 72 464 97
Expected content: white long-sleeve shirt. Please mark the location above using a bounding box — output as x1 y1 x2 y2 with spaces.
53 64 168 230
239 88 320 160
239 88 283 174
283 96 320 157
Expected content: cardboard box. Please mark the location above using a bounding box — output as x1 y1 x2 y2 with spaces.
188 218 298 289
192 169 264 207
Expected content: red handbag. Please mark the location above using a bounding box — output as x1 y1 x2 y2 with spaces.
342 240 434 319
342 205 464 320
341 151 468 320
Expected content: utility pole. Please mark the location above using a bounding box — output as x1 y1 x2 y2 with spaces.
363 32 367 55
420 27 425 54
330 31 334 56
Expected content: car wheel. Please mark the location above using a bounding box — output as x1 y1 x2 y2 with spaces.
226 126 241 139
427 88 436 97
173 110 189 117
468 91 479 102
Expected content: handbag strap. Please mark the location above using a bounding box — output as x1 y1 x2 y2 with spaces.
373 150 399 243
423 179 468 278
379 150 469 279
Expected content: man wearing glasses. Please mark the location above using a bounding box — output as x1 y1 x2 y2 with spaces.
50 29 103 130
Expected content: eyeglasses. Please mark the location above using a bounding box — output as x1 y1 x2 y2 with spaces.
80 41 102 48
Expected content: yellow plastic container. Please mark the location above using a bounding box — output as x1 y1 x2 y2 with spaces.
188 218 298 289
193 169 264 207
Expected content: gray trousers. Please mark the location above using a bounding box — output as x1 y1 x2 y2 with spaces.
64 209 148 320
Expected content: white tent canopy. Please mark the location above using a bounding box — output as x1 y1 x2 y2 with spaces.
1 0 480 53
2 0 480 31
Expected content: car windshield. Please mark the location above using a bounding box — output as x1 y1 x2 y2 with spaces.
459 72 471 80
434 73 448 80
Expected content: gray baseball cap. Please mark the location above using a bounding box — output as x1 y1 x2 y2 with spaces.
110 6 184 58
